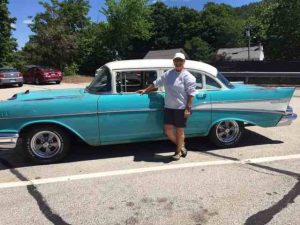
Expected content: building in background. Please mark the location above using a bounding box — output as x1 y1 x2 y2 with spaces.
216 45 264 62
144 48 189 59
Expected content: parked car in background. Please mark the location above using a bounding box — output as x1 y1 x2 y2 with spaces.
0 59 297 164
23 66 63 85
0 68 23 87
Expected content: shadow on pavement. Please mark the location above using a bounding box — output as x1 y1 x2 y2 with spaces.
0 129 283 169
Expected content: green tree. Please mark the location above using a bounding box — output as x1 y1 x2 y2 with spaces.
184 37 213 63
148 2 202 50
0 0 17 67
77 22 115 74
101 0 152 59
265 0 300 59
200 3 245 50
244 0 279 46
23 0 90 70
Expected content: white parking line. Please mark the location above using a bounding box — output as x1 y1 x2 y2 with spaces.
1 154 300 189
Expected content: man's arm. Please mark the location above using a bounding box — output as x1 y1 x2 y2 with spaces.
136 84 156 95
184 74 197 118
137 72 165 94
184 95 194 118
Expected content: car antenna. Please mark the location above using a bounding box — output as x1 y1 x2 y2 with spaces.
25 90 30 94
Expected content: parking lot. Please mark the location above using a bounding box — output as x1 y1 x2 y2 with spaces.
0 83 299 225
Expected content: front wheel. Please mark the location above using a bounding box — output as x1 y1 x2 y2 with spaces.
22 125 70 164
209 120 244 148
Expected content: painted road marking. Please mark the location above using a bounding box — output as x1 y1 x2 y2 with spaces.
1 154 300 189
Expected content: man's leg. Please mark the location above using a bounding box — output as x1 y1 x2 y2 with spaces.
164 125 177 144
175 128 185 154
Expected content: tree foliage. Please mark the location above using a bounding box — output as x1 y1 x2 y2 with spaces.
101 0 152 59
265 0 300 59
0 0 17 67
184 37 213 63
11 0 300 74
23 0 90 70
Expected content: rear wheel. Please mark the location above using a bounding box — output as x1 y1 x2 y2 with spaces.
18 83 23 87
56 80 61 84
22 125 70 164
209 120 244 148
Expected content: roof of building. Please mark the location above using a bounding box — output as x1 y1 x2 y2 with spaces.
104 59 218 76
143 48 189 59
217 46 263 61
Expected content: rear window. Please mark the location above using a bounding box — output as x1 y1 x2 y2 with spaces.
217 72 234 89
0 68 18 73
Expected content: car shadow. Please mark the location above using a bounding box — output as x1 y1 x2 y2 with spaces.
0 129 283 170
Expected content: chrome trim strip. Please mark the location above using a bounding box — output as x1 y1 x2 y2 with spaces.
212 108 285 115
0 112 98 120
97 108 162 114
211 98 290 105
0 133 19 149
22 95 81 101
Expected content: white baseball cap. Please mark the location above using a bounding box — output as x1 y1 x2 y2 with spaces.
173 52 186 60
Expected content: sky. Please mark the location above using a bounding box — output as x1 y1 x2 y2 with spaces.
8 0 261 49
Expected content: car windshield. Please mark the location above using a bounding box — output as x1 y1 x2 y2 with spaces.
86 66 112 93
217 72 234 89
0 68 18 73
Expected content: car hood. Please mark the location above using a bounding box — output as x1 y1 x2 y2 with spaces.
8 88 85 101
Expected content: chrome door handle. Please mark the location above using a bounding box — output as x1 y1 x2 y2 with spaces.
196 93 206 99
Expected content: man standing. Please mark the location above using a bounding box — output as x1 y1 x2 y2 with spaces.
137 53 197 160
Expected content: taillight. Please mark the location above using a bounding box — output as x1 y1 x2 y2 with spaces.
0 74 4 78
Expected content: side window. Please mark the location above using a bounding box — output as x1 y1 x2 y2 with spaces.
206 76 221 90
116 70 157 93
188 70 203 89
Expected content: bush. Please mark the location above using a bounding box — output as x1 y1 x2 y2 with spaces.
63 63 79 76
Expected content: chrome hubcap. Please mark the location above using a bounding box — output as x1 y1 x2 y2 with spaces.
30 131 62 158
216 121 239 143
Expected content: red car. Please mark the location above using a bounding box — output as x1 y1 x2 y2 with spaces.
23 66 63 85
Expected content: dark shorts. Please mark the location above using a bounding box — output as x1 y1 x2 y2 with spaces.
164 108 188 128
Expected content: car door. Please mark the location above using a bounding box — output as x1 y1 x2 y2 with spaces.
97 69 165 144
185 70 212 135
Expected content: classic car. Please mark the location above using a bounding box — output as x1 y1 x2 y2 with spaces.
0 59 297 164
23 66 63 85
0 67 23 87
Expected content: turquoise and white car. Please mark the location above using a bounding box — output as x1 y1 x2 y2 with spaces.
0 59 297 164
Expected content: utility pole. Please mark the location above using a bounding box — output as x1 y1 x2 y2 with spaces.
245 25 251 61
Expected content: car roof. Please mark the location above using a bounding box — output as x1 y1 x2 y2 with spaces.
104 59 218 76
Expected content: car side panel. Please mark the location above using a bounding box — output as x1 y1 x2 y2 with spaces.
208 87 294 129
0 92 100 145
98 93 165 144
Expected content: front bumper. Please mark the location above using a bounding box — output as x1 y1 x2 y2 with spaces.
277 106 298 126
0 77 23 85
0 133 19 149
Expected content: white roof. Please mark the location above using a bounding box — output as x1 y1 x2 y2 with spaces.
104 59 218 76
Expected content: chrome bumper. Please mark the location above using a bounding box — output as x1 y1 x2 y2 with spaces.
0 133 19 149
277 106 298 126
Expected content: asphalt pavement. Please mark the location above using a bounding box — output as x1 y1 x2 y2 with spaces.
0 83 299 225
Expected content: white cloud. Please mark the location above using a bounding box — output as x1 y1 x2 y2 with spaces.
11 23 16 29
23 19 34 25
